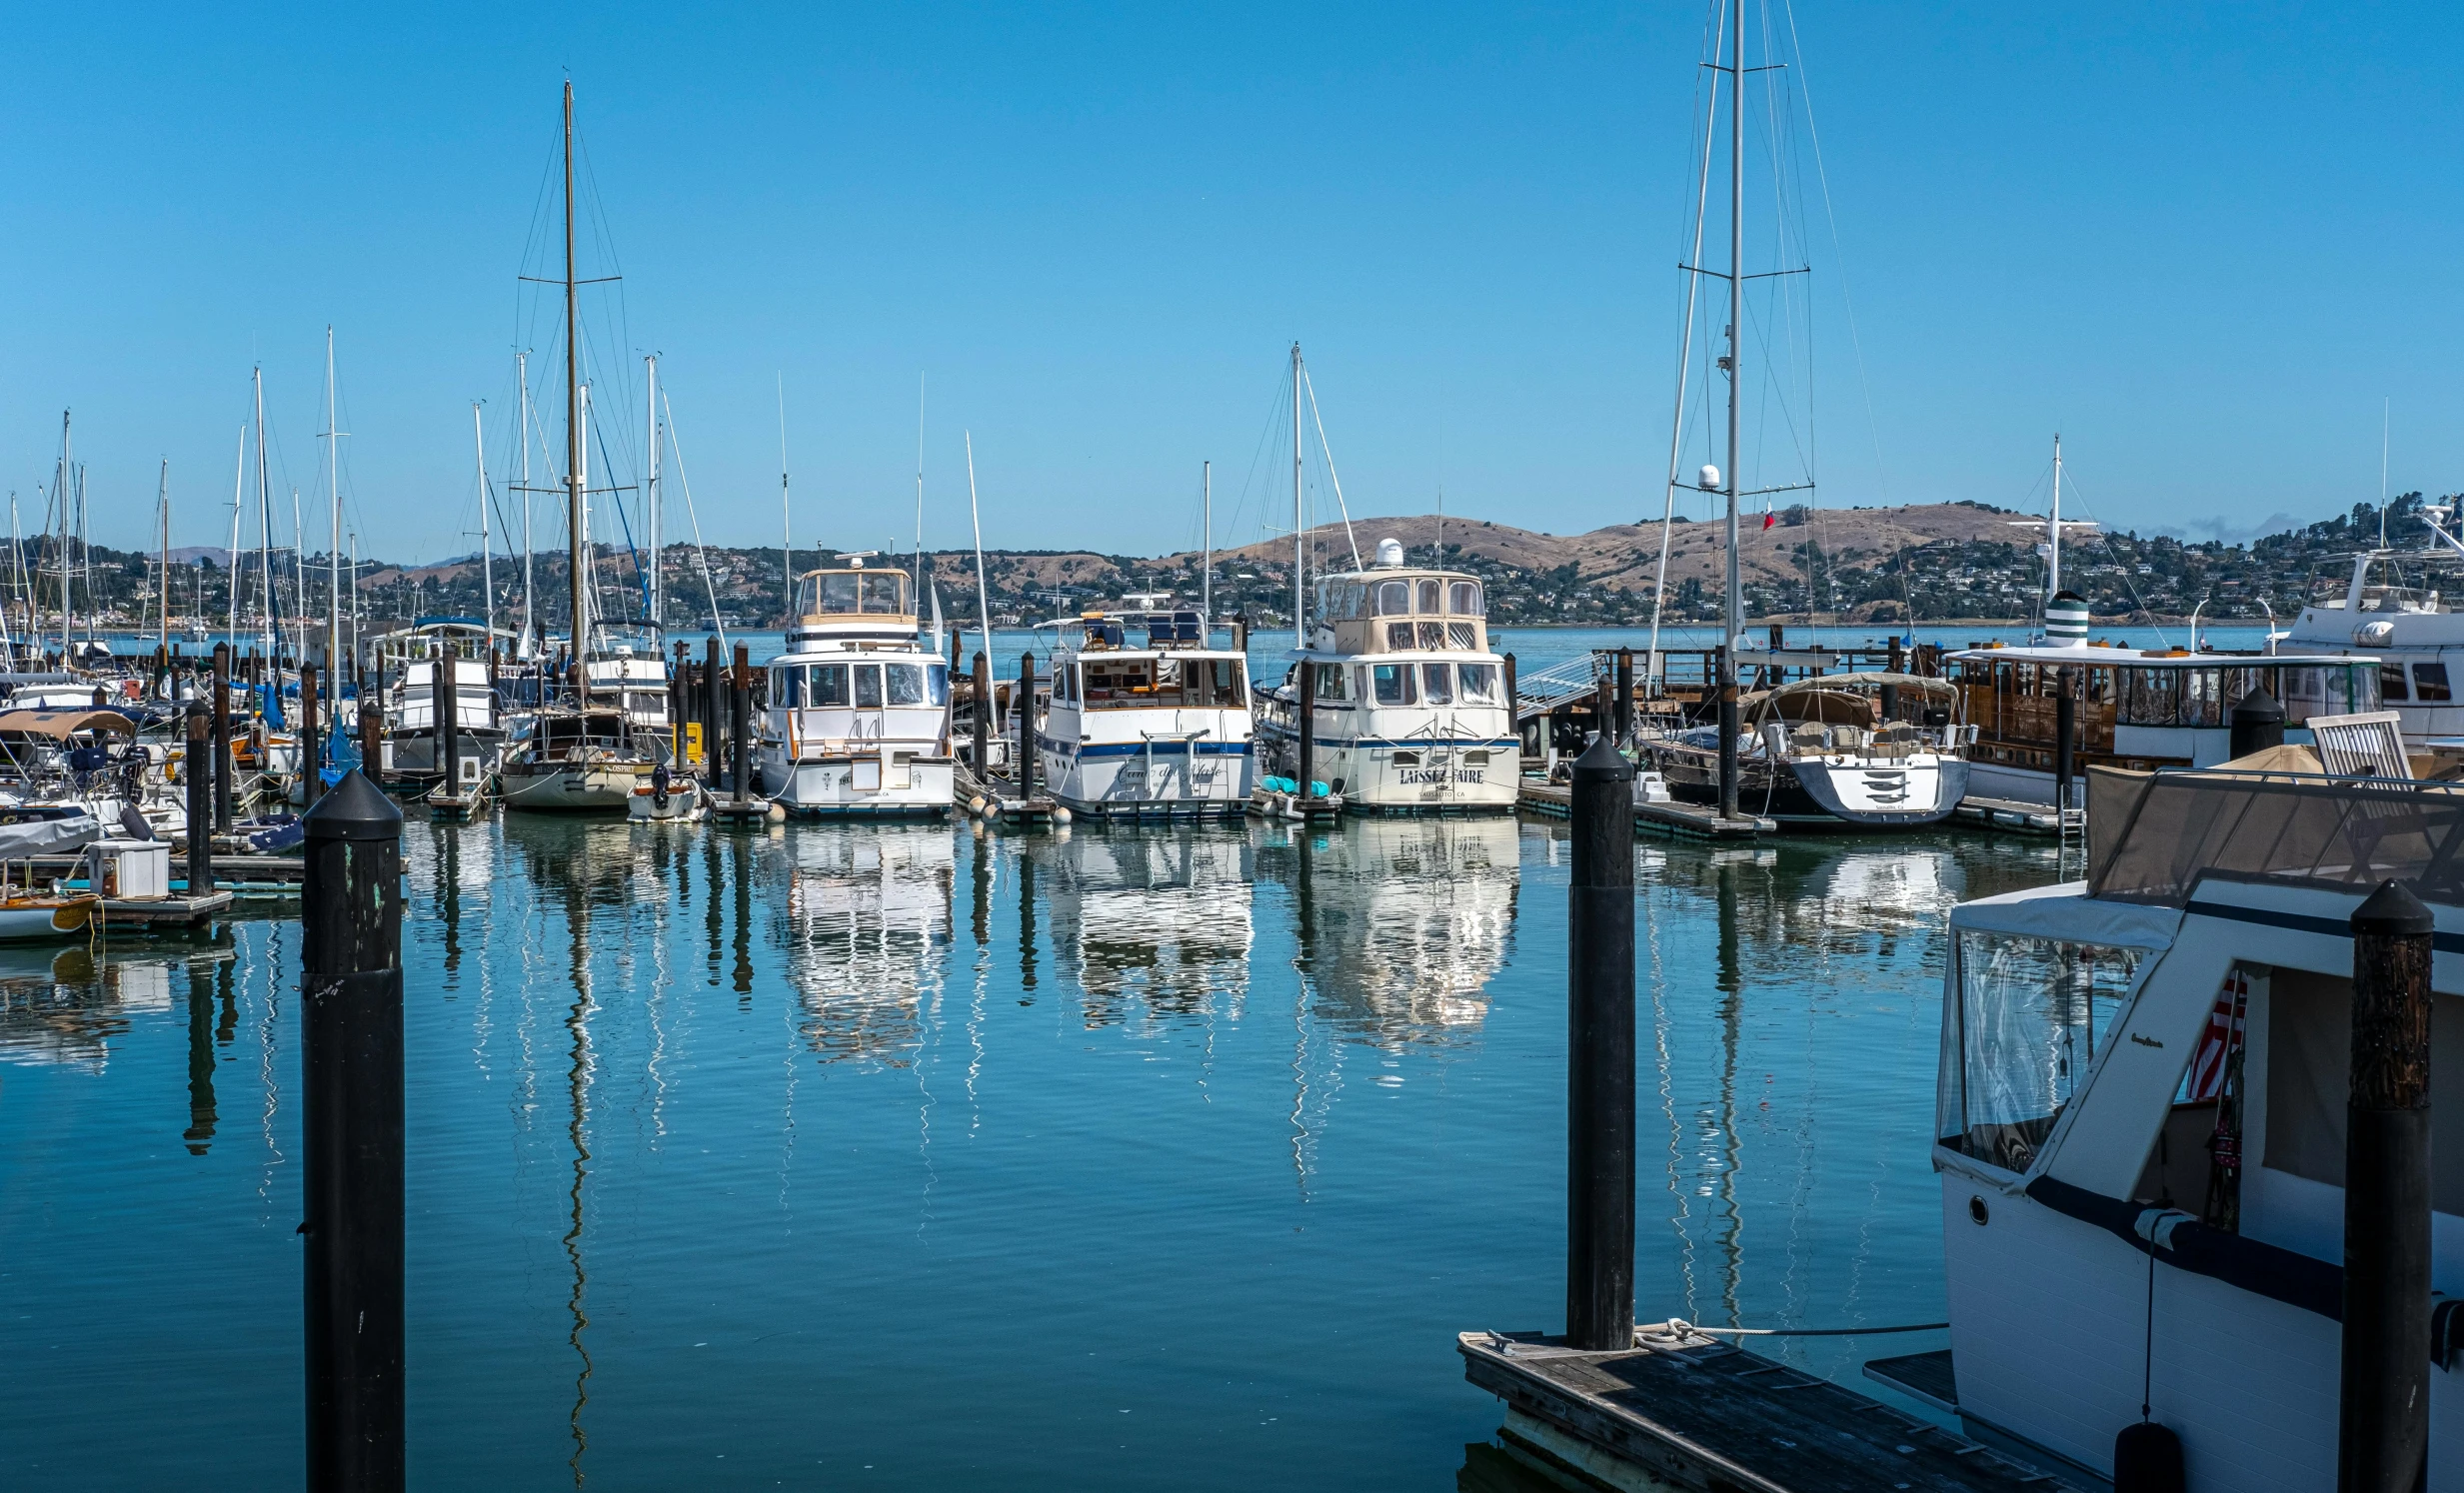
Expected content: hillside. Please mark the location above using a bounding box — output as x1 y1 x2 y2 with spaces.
39 495 2452 633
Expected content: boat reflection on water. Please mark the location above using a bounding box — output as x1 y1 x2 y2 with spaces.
0 947 179 1072
1032 827 1255 1028
777 825 955 1065
1272 814 1522 1045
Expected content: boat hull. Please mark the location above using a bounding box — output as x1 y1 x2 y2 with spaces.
1657 750 1969 828
500 757 646 812
759 751 954 817
1039 737 1250 819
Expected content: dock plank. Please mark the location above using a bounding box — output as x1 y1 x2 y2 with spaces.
1459 1330 2083 1492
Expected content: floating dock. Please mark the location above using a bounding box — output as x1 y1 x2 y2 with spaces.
96 890 235 926
1517 781 1773 840
1457 1329 2083 1492
1947 794 2072 836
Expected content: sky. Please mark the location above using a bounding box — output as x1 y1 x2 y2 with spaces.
4 2 2461 565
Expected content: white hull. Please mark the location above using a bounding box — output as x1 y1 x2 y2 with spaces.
1291 733 1519 812
499 756 645 812
759 750 954 816
1785 754 1968 825
1039 737 1250 818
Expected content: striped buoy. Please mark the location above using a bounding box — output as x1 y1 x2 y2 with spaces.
2047 590 2090 642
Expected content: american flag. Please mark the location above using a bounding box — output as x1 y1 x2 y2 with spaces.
2185 970 2249 1101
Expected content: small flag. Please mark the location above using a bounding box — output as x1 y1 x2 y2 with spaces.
2185 970 2248 1101
1762 512 1777 531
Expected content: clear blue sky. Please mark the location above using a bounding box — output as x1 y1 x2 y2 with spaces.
3 2 2459 564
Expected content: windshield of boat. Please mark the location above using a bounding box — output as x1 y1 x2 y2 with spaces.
1939 932 2147 1174
804 572 910 616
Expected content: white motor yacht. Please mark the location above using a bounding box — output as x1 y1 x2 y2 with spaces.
2280 504 2464 745
755 561 955 817
372 618 513 778
1257 539 1516 813
1900 761 2462 1486
1039 595 1253 819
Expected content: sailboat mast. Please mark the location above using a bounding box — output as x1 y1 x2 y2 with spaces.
777 374 791 622
158 460 171 655
54 411 69 658
1202 460 1213 622
645 354 659 632
227 424 244 648
474 402 494 642
255 368 274 655
327 327 343 674
1718 0 1744 819
520 351 534 648
912 374 926 610
563 80 588 705
1290 342 1303 650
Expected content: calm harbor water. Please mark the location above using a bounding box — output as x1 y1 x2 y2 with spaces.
0 811 2063 1489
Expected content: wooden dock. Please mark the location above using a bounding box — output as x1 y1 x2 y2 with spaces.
1458 1329 2084 1492
96 890 235 926
1948 794 2073 836
1517 781 1773 840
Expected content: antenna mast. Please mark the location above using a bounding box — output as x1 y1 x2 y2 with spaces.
777 373 792 623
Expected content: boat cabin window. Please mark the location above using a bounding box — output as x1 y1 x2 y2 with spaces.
1419 662 1452 705
1448 581 1484 616
1457 662 1501 704
2380 661 2409 703
804 572 910 616
1416 579 1442 614
1312 664 1346 701
1078 657 1244 710
1370 663 1416 707
1374 581 1411 616
774 667 803 707
886 664 931 707
1939 931 2146 1174
853 666 884 709
2415 662 2452 703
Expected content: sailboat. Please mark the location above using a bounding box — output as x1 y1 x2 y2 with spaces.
499 82 660 813
1633 0 1970 828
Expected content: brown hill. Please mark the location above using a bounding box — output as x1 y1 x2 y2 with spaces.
1175 504 2025 594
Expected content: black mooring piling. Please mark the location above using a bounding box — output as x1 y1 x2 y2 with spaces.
212 642 234 833
303 665 323 808
1715 645 1739 821
1614 648 1633 745
300 768 406 1493
704 637 724 784
731 644 753 803
1566 733 1635 1352
973 652 992 785
358 691 384 789
436 657 460 795
184 702 213 893
2230 687 2286 761
1297 664 1318 816
2340 879 2434 1492
2054 667 2076 812
1018 652 1038 801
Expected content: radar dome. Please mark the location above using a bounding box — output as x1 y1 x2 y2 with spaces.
1697 464 1721 491
1374 537 1405 568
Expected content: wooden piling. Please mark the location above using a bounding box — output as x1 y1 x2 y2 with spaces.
2340 879 2434 1492
212 643 234 833
185 702 213 893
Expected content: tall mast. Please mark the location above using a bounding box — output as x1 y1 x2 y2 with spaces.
255 367 274 654
913 374 926 611
1290 341 1303 650
1718 0 1744 819
75 462 88 648
158 460 171 656
325 327 344 674
54 410 69 658
777 373 792 623
227 425 245 648
1202 459 1213 622
563 79 588 703
645 354 660 632
519 351 534 649
474 401 494 641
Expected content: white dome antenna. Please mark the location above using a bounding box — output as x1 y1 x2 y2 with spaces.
1374 537 1405 568
1697 465 1721 492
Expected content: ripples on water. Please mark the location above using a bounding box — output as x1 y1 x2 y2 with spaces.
0 813 2060 1489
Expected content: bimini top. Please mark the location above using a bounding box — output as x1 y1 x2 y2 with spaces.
0 709 135 739
1065 604 1211 653
2085 765 2464 907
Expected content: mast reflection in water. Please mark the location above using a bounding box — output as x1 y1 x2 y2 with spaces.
0 815 2059 1489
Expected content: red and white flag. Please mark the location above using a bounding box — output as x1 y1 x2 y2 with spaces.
2184 970 2249 1101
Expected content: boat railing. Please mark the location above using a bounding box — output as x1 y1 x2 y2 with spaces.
1512 656 1603 721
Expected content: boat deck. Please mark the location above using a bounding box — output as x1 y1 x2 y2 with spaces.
1458 1329 2084 1492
